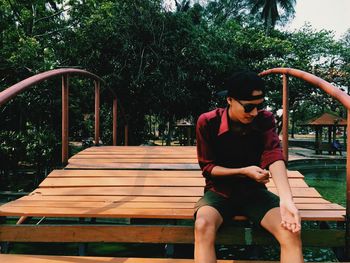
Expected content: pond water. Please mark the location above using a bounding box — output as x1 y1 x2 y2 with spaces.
299 167 346 207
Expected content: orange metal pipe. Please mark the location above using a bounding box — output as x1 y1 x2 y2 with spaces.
124 125 128 146
94 81 100 146
260 68 350 259
282 74 289 162
347 109 350 259
0 68 103 107
62 75 69 165
113 98 118 146
260 68 350 109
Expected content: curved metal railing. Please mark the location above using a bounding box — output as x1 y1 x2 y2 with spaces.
0 68 128 165
260 67 350 256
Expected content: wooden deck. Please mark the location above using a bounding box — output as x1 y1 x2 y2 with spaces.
0 146 346 259
0 146 345 221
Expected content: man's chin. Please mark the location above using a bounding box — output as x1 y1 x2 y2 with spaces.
242 117 254 124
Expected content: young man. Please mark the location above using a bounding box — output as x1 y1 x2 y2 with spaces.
194 71 304 263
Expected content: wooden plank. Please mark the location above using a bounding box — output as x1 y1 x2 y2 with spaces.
48 170 203 178
0 205 344 220
0 225 345 247
38 177 308 188
65 163 200 170
1 200 343 210
29 186 322 198
71 154 197 159
47 170 302 178
0 254 265 263
69 159 198 164
18 195 331 204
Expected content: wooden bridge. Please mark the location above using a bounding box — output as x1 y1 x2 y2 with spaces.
0 68 349 262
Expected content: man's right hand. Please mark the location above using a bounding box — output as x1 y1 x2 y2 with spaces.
242 166 270 184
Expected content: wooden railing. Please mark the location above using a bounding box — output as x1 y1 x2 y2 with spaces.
260 67 350 258
0 68 128 165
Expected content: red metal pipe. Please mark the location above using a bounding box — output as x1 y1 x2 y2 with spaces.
0 68 103 107
282 74 289 162
124 125 128 146
347 109 350 259
260 68 350 109
94 81 100 146
61 75 69 165
260 68 350 259
113 98 118 146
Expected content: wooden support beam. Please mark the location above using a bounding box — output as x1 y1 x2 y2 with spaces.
0 225 345 247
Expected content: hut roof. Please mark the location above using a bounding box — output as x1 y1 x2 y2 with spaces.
303 113 347 126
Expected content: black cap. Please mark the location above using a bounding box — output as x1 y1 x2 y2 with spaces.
223 71 265 100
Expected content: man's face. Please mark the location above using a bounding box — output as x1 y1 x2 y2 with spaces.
227 90 264 124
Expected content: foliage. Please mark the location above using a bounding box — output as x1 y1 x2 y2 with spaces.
0 0 349 166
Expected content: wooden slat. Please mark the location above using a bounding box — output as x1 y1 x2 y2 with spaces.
0 254 266 263
48 170 202 178
71 154 197 159
47 170 302 178
66 163 200 170
69 159 198 164
0 225 345 246
1 200 343 210
38 177 308 188
18 195 331 204
0 205 345 220
29 186 322 198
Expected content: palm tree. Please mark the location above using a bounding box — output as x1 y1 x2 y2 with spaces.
249 0 296 33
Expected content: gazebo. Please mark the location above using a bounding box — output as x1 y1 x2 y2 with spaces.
302 113 347 154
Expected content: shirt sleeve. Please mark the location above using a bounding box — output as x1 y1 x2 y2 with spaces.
260 113 285 169
196 114 216 178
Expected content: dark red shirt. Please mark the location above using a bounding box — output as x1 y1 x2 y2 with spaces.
196 107 284 198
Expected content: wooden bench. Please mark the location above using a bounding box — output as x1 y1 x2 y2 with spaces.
0 146 346 261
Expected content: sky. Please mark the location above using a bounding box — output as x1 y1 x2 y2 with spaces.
287 0 350 39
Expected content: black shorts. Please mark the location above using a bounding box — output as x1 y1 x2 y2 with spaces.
194 183 280 225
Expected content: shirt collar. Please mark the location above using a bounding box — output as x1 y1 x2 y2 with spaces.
217 107 261 136
218 107 230 136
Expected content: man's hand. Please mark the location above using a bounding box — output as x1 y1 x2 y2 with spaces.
242 166 270 184
280 200 301 233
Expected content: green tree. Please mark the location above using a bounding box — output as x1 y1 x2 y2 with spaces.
248 0 296 34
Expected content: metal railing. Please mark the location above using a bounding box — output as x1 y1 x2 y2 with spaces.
260 67 350 258
0 68 128 165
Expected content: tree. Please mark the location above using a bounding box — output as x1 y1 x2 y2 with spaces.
248 0 296 34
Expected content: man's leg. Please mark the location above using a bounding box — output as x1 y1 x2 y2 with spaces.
194 206 223 263
261 207 304 263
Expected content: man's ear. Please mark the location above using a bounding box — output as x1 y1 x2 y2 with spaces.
227 97 233 105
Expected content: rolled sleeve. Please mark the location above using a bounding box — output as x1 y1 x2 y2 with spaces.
196 114 216 178
260 114 285 169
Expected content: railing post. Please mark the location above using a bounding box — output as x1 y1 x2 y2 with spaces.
62 75 69 165
124 124 128 146
282 74 289 162
346 109 350 259
95 81 100 146
113 98 118 146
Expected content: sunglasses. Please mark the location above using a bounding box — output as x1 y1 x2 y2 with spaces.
236 100 265 113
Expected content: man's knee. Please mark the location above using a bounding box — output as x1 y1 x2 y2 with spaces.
274 227 302 248
194 206 222 241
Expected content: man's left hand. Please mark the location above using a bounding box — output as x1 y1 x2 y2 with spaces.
280 200 301 233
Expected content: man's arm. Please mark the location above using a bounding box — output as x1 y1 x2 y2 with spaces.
269 160 301 233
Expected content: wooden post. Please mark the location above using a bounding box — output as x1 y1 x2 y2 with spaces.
94 81 100 146
113 98 118 146
62 75 69 165
282 74 289 162
346 109 350 260
124 124 128 146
